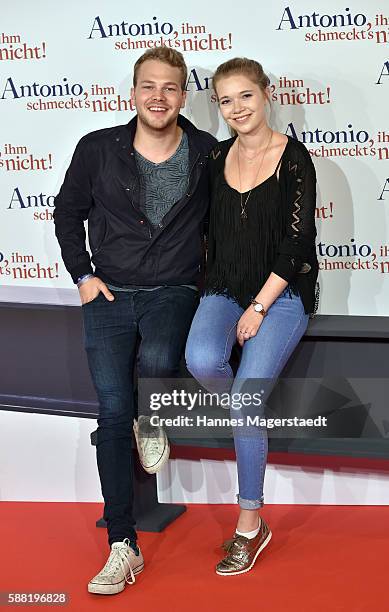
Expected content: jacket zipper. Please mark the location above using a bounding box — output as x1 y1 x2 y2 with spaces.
126 173 153 239
188 153 201 187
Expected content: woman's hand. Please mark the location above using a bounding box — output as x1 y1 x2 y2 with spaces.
236 307 264 346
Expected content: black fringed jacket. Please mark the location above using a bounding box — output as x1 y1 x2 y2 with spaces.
205 135 319 315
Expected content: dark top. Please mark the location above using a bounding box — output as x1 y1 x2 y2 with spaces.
205 135 319 314
53 114 217 286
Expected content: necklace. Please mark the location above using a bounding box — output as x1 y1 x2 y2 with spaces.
239 147 263 164
237 129 273 221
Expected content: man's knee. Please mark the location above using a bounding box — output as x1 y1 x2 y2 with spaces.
138 342 181 377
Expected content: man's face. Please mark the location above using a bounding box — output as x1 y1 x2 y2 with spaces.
131 59 186 131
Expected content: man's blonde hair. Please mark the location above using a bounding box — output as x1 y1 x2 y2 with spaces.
133 46 188 91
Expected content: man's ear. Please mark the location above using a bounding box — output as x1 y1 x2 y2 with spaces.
130 87 135 105
181 90 187 108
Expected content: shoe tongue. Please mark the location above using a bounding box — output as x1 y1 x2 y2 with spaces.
111 541 139 555
234 533 249 541
111 542 127 550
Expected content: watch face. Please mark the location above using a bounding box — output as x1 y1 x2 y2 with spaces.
254 303 264 312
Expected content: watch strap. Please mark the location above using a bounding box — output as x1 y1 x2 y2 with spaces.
250 299 267 316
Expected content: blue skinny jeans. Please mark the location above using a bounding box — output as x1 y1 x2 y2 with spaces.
185 290 309 510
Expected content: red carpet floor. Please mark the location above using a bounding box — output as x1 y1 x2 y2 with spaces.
1 502 387 611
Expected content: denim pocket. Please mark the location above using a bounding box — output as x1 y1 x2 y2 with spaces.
82 292 103 307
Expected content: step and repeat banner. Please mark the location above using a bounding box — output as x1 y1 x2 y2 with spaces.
0 1 388 314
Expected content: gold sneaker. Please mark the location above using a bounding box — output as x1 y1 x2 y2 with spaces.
216 517 272 576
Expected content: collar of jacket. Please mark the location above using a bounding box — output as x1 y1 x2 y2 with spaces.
110 113 209 251
111 114 208 213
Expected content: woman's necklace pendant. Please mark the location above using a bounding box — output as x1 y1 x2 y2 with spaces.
237 129 273 224
240 192 250 221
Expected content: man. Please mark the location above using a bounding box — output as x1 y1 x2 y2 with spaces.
54 47 216 595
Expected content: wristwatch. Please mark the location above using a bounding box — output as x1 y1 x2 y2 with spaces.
250 299 267 317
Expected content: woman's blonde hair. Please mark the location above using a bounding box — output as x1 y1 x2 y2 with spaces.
213 57 270 97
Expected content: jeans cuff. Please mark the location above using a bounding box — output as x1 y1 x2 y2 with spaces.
236 493 264 510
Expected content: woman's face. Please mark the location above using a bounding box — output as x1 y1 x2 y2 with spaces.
216 73 268 135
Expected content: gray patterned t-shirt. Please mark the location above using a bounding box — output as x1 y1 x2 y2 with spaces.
134 131 189 228
106 131 196 292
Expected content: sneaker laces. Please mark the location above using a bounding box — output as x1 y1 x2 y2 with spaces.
100 539 136 585
144 436 164 454
138 424 164 455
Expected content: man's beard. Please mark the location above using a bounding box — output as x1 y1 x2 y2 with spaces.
136 107 178 132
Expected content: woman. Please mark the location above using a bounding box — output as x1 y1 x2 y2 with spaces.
185 58 319 576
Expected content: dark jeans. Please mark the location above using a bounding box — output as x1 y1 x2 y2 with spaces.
82 286 198 545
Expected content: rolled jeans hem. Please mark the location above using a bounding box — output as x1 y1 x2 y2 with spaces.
237 494 264 510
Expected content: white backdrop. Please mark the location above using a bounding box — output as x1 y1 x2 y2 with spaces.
1 0 388 315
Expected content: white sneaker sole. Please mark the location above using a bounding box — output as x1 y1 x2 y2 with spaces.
215 531 272 576
87 562 144 595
